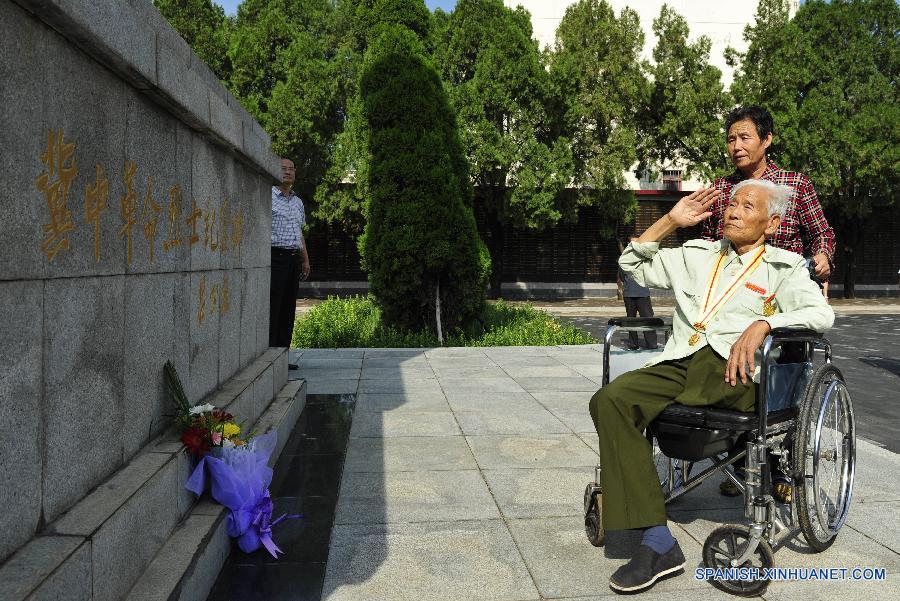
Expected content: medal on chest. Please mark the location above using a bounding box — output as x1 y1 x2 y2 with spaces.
763 293 777 316
689 246 767 346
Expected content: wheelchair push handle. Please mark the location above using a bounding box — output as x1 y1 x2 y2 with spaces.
606 317 666 328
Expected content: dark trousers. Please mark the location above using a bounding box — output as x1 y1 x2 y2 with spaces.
588 346 756 530
624 296 658 349
269 249 301 348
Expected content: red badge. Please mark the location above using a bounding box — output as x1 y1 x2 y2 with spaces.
745 282 766 295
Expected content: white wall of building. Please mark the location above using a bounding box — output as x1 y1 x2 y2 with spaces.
507 0 799 85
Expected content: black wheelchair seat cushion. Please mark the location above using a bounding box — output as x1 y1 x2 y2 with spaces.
655 404 795 432
649 404 796 461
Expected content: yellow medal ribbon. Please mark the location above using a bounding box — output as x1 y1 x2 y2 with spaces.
688 245 767 346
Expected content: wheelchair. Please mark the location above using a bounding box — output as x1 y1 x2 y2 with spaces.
583 317 856 597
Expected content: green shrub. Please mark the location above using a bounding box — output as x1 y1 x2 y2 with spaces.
358 22 489 334
292 296 596 348
456 301 596 347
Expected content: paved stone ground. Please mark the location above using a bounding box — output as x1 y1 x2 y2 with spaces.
285 345 899 601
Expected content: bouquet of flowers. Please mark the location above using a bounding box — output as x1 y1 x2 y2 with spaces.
165 361 298 558
165 362 250 456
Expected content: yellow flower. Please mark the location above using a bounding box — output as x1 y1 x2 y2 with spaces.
222 422 241 439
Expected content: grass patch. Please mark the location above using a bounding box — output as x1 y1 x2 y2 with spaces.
292 296 596 348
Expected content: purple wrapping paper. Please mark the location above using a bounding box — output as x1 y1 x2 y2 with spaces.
185 431 297 557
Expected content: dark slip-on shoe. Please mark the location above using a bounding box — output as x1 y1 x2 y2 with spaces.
609 543 686 593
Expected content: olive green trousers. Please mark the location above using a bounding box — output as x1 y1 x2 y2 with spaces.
588 346 756 530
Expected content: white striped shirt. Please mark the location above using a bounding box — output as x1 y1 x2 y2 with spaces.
271 186 305 249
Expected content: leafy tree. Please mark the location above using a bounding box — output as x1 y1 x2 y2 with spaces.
354 0 431 42
726 0 794 105
638 4 730 181
359 22 489 334
154 0 232 80
427 6 453 67
439 0 573 297
551 0 645 191
227 0 343 199
264 33 345 199
729 0 899 296
314 0 433 234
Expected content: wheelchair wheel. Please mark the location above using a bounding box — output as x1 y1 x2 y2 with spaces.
583 484 605 547
794 363 856 552
702 524 773 597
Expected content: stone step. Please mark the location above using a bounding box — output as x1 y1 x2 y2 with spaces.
121 502 229 601
0 348 293 601
123 378 306 601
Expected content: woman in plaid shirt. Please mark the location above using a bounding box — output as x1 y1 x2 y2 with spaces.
701 106 836 502
701 106 835 280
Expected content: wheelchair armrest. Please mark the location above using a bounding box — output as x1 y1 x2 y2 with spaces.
606 317 667 328
760 328 828 370
768 327 823 340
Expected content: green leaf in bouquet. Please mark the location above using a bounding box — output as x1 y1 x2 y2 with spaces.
164 360 192 426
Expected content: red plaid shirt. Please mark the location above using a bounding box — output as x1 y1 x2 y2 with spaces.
701 161 835 265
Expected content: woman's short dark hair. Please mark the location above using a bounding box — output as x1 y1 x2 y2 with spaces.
725 106 774 140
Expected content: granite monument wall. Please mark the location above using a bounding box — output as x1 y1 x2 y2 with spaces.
0 0 280 563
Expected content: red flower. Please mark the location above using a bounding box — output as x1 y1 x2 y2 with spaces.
181 426 210 457
212 410 233 422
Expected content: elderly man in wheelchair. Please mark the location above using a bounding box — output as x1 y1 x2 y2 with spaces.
585 179 855 595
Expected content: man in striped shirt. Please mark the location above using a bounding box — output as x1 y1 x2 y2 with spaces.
270 158 310 368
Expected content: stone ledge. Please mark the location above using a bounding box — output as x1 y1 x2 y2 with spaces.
208 92 242 152
151 23 211 133
123 512 229 601
260 347 289 392
234 353 276 385
254 379 307 463
15 0 157 90
12 0 280 180
0 536 90 601
123 377 307 601
49 452 171 537
0 347 288 601
252 364 276 418
276 380 304 400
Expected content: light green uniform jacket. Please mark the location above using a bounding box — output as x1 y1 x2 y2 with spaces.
619 239 834 376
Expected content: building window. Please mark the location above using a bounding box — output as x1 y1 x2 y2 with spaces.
662 169 683 191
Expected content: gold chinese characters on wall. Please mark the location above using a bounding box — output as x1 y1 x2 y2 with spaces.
36 128 247 325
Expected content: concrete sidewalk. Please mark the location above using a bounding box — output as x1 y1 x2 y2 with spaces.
289 346 899 601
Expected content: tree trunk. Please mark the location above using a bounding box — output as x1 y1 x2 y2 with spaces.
840 216 861 299
486 200 505 299
435 281 443 344
842 249 856 299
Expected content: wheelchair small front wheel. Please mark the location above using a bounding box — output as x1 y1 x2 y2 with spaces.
702 524 773 597
583 488 605 547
